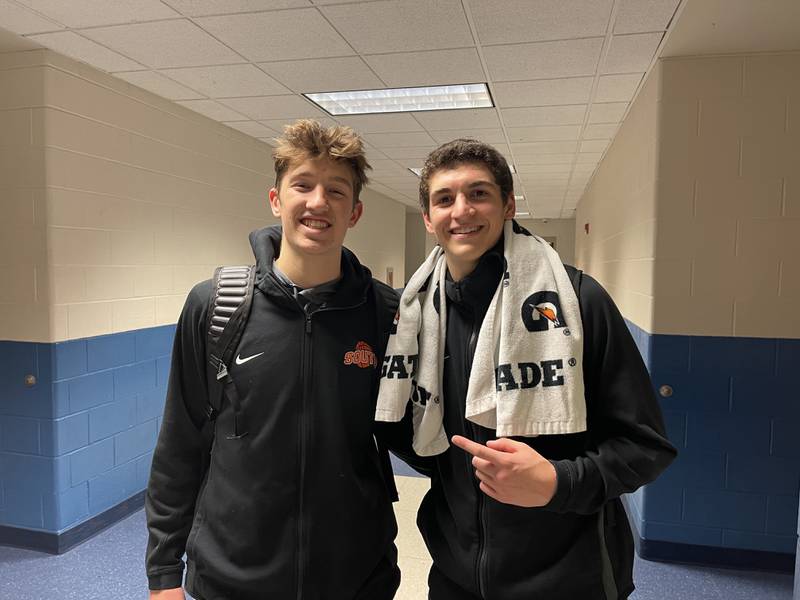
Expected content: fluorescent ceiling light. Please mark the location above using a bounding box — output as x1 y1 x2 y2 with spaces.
305 83 493 115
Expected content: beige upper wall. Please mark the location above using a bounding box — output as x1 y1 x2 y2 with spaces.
576 51 800 338
0 48 407 342
655 52 800 337
575 63 661 332
517 218 575 266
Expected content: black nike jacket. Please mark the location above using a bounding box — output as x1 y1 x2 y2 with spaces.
145 226 400 600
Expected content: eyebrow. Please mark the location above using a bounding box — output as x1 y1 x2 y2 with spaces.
291 171 353 190
431 180 497 195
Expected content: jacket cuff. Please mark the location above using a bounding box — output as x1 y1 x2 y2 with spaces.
545 459 574 512
148 570 184 590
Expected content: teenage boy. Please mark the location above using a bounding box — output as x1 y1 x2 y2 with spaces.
146 120 400 600
377 139 676 599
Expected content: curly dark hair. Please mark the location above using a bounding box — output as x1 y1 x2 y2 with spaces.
419 138 514 213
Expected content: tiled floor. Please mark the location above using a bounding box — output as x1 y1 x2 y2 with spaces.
0 475 795 599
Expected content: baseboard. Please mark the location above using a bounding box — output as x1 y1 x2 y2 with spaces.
632 531 796 574
0 490 146 554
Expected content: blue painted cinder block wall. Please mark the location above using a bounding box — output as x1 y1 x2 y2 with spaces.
0 325 174 534
625 320 800 557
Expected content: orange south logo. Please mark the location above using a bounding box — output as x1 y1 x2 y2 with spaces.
344 341 377 368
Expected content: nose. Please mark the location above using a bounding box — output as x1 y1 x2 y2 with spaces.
306 184 329 212
451 192 475 219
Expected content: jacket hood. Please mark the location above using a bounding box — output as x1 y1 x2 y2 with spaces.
248 225 373 307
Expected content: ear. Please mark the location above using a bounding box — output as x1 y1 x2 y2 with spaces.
268 188 281 218
504 193 516 220
422 210 435 234
348 200 364 228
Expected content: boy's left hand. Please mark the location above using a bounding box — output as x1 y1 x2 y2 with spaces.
451 435 557 508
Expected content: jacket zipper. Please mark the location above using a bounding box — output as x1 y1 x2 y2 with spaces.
297 313 311 600
460 289 489 600
295 296 368 600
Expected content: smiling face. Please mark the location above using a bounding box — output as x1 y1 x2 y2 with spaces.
423 162 515 281
269 157 363 261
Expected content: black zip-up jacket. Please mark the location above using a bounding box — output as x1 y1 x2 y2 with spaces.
146 226 399 600
380 242 676 600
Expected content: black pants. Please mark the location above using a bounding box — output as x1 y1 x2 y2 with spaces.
354 544 401 600
428 566 481 600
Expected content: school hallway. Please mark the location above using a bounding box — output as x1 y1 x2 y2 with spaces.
0 474 794 600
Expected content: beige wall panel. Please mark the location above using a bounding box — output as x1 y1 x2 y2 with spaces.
518 218 576 265
67 302 112 338
50 265 86 304
660 57 743 104
156 295 185 326
404 214 427 282
780 257 800 298
0 304 50 341
743 53 800 98
85 266 136 301
0 66 44 109
0 108 32 145
112 298 156 333
133 266 174 298
0 189 36 226
0 264 37 304
734 297 799 338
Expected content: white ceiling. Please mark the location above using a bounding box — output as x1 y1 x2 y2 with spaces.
0 0 685 216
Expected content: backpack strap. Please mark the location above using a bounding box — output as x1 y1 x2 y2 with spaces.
206 265 256 439
372 281 401 502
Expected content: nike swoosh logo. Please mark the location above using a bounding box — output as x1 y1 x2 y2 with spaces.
235 352 264 365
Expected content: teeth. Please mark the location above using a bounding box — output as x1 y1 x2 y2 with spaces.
452 226 480 234
302 219 330 229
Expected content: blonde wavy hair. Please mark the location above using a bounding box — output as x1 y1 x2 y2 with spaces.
273 119 371 202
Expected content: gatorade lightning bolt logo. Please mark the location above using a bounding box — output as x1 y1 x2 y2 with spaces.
344 341 377 368
521 292 567 332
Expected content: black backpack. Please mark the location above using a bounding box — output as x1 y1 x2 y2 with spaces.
203 265 400 499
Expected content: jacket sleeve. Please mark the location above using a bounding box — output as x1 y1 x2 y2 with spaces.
546 273 677 515
145 280 214 589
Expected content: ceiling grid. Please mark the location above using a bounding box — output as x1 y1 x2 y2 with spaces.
0 0 685 216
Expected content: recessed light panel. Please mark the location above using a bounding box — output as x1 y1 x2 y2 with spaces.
305 83 493 115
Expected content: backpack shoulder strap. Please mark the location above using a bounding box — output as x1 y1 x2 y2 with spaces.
206 265 256 421
563 263 583 298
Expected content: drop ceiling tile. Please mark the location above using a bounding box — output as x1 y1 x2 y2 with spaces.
320 0 473 54
501 105 586 127
588 102 628 123
467 0 612 45
223 120 275 137
364 131 437 148
493 77 594 107
511 141 579 156
507 125 581 143
114 70 204 100
594 73 643 102
196 9 353 61
614 0 681 34
177 99 249 121
517 163 573 174
577 152 603 163
0 1 63 34
603 32 662 74
163 0 311 17
583 123 618 139
336 113 424 134
220 95 327 120
161 64 290 98
15 0 178 28
364 48 485 88
412 108 499 131
260 116 339 131
579 139 609 153
27 31 143 72
382 146 442 160
515 153 575 165
484 38 603 82
428 129 507 145
258 57 383 93
80 20 242 69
